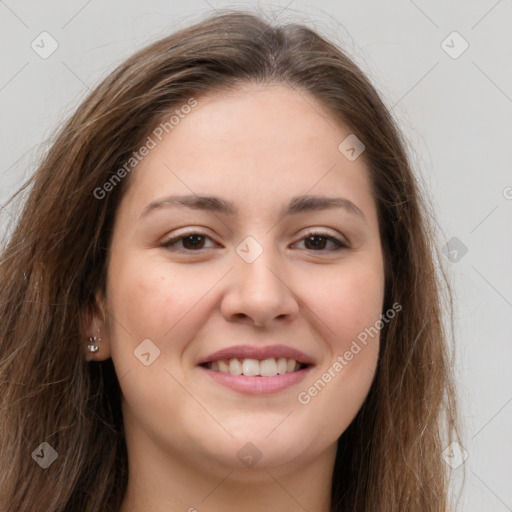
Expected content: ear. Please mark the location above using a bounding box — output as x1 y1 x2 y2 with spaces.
81 291 112 362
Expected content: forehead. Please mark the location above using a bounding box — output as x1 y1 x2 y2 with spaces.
177 83 346 159
120 83 375 221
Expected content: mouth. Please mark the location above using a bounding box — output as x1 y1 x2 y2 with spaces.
199 357 310 377
197 344 315 394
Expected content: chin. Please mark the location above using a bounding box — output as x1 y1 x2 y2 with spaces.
218 426 312 470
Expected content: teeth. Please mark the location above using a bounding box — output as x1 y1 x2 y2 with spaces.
218 360 229 373
229 358 243 375
207 357 302 376
277 357 288 375
242 358 260 376
260 358 277 377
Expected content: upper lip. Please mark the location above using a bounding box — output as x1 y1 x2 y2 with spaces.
198 344 315 366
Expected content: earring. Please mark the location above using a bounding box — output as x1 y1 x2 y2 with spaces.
87 329 102 353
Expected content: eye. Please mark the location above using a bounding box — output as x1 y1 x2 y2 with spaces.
294 230 347 251
160 231 215 252
160 230 347 253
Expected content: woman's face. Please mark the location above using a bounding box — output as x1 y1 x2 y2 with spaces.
95 84 385 475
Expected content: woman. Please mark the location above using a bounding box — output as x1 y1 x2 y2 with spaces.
0 10 462 511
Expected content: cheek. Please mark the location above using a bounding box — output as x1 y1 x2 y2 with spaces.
311 256 385 354
105 252 207 349
296 264 383 441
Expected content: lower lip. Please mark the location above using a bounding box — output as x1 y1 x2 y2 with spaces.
199 366 312 395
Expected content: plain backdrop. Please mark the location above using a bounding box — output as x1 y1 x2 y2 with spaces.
1 1 511 510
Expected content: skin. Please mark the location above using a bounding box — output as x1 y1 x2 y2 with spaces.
84 83 385 511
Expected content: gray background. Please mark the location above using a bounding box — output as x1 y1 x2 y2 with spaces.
1 1 511 510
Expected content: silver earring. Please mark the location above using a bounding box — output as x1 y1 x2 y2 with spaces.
87 330 102 353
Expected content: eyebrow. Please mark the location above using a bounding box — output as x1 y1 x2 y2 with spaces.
140 194 366 221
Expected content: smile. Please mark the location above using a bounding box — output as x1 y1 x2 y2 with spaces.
202 357 308 377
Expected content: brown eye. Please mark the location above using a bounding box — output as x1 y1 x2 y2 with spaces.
160 232 214 252
160 230 347 254
297 232 347 251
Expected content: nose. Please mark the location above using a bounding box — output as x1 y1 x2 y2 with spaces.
220 243 299 328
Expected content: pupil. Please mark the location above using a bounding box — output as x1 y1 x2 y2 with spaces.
181 235 328 250
306 235 326 250
184 235 204 249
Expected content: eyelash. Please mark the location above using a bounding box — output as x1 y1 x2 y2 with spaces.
160 230 348 253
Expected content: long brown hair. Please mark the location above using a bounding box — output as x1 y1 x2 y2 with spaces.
0 9 462 511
